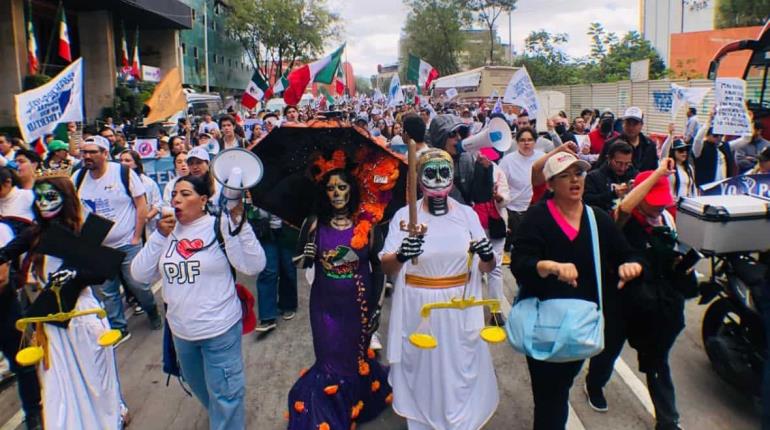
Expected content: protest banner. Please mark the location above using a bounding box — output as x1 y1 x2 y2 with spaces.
503 68 540 117
243 119 261 141
135 138 158 158
713 78 752 136
700 174 770 198
142 157 176 193
670 83 711 119
445 87 458 100
388 75 404 107
15 58 84 143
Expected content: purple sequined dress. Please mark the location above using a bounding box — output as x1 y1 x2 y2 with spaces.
287 224 391 429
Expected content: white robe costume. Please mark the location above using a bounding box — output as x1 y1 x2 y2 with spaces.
38 256 125 430
381 198 499 430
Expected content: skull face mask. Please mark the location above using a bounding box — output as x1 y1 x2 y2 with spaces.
325 174 351 212
419 152 454 198
34 182 64 219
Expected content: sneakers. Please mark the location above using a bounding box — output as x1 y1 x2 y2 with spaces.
584 383 608 412
115 330 132 348
255 320 277 333
370 332 383 350
133 305 145 316
282 311 296 321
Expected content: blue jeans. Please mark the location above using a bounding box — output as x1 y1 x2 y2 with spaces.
93 243 158 331
256 232 297 322
173 322 245 430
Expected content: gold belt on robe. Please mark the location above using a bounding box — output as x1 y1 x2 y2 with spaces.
404 273 468 289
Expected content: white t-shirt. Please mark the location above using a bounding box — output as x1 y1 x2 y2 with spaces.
0 223 13 246
0 187 35 221
73 162 146 248
499 149 544 212
130 214 266 341
198 121 220 135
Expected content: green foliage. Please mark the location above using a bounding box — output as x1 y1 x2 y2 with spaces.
355 76 372 96
103 82 156 121
516 27 667 86
465 33 509 68
400 0 473 76
225 0 341 81
22 74 52 91
715 0 770 29
467 0 517 65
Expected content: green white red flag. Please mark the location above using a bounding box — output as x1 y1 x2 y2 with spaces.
27 17 39 74
283 44 345 105
407 54 439 93
58 8 71 62
242 70 269 109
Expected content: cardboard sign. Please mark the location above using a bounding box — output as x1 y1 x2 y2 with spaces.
713 78 752 136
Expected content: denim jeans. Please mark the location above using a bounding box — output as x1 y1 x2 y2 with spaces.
173 322 245 430
93 243 158 332
0 293 41 418
255 230 297 322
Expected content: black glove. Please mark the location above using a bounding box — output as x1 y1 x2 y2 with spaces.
396 236 424 263
47 269 77 289
303 243 317 260
469 238 495 262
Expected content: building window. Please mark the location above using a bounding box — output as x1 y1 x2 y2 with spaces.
181 43 186 55
191 9 196 21
212 21 217 31
215 3 221 14
193 47 199 59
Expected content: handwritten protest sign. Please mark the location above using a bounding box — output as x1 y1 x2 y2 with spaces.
713 78 752 136
503 68 540 117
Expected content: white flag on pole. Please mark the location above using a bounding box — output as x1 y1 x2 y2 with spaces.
670 83 711 119
15 58 84 142
388 75 404 107
445 87 458 100
503 68 540 118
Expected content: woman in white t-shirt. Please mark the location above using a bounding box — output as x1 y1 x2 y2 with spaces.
162 151 189 207
131 175 265 430
0 166 35 222
119 150 162 234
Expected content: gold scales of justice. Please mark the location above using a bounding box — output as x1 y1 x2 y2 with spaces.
15 271 122 367
400 130 510 350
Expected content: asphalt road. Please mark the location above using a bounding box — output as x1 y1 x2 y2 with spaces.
0 266 762 430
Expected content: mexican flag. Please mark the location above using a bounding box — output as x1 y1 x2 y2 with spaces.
27 17 39 74
121 26 129 68
283 44 345 105
242 70 269 109
265 70 288 100
131 29 141 80
335 65 345 95
58 8 71 62
407 54 439 92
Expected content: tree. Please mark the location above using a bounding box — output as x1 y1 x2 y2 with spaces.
468 0 517 65
355 76 372 96
515 30 582 86
587 22 617 63
225 0 341 81
715 0 770 29
601 31 666 82
465 33 508 68
400 0 472 76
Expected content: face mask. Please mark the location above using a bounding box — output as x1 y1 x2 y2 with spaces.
555 124 567 135
419 158 454 198
34 182 64 219
600 119 613 134
325 174 351 212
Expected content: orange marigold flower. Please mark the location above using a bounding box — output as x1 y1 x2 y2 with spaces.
299 368 309 377
294 401 305 413
367 348 375 359
319 422 330 430
371 380 381 392
323 385 339 395
385 393 393 405
358 361 370 376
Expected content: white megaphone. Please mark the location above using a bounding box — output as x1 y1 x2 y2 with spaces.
210 148 264 210
458 117 512 154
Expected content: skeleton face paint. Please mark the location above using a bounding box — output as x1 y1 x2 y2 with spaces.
419 158 454 198
325 174 351 212
34 182 64 219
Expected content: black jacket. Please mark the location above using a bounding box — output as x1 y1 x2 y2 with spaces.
693 141 736 186
598 133 659 171
583 164 638 213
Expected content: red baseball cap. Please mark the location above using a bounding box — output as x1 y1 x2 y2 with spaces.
634 170 674 207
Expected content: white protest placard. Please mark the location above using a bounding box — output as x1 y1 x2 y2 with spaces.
142 65 162 83
445 87 459 100
671 83 711 119
15 58 84 142
713 78 752 136
503 68 540 118
135 138 158 158
242 118 261 140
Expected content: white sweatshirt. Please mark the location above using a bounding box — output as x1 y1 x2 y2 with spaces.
130 213 265 341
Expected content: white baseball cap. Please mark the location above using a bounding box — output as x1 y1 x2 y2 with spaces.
543 152 591 181
81 135 110 152
188 146 211 162
622 106 644 121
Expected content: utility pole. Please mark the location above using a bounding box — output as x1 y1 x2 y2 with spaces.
204 0 210 92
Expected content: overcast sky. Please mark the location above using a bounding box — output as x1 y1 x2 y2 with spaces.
330 0 639 77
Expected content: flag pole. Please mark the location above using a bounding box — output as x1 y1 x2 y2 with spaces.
41 0 63 76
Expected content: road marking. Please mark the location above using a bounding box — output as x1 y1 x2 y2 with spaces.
0 410 22 430
567 403 586 430
0 283 163 430
615 357 656 417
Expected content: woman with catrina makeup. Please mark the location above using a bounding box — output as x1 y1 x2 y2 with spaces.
380 148 499 430
0 170 128 429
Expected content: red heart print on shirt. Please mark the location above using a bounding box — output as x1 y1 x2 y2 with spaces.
176 239 204 260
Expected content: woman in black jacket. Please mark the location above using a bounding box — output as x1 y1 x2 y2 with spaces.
511 152 643 430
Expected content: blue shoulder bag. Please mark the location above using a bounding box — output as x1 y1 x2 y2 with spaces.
505 206 605 362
